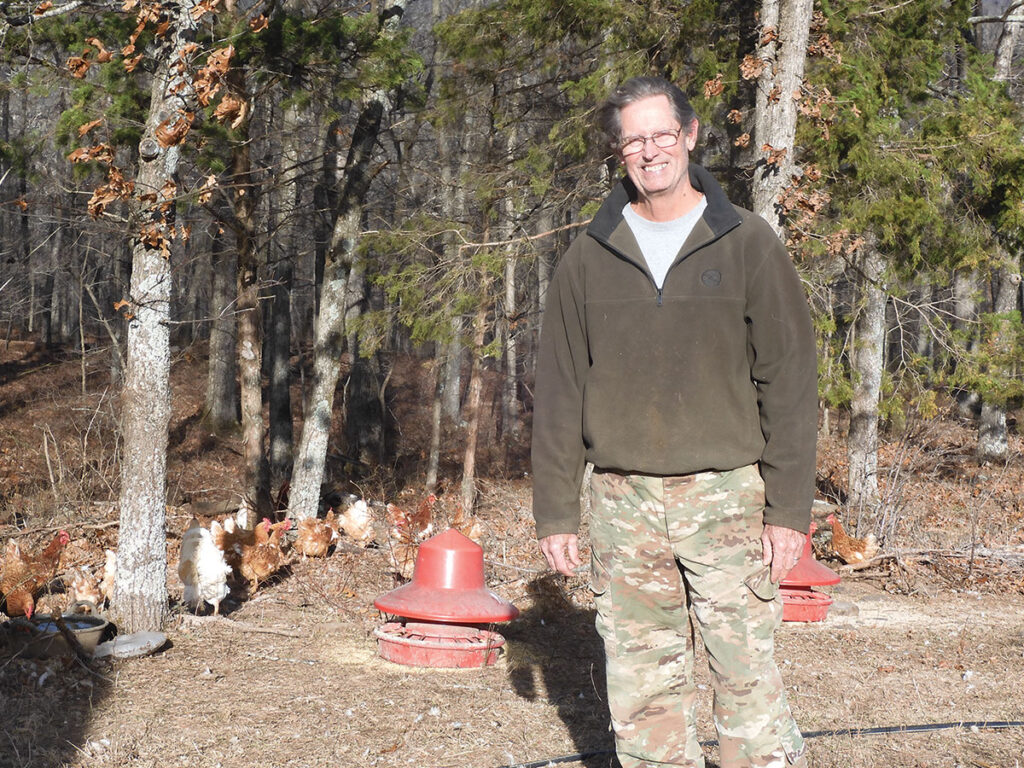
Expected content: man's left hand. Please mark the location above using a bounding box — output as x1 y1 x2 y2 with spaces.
761 524 806 584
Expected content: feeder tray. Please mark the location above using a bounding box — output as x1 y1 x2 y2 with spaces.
375 621 506 668
781 587 834 622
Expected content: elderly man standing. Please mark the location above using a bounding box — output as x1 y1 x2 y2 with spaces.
531 76 817 768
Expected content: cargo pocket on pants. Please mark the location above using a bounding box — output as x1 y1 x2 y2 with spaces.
743 564 779 602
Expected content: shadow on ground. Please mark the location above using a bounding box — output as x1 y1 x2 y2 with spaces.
503 574 619 768
0 639 112 767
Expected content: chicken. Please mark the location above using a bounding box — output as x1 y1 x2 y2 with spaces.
825 513 879 564
337 499 376 547
177 518 233 615
293 510 338 558
1 530 70 618
450 503 484 543
99 548 117 606
68 566 103 609
388 540 419 581
386 493 436 544
237 518 291 591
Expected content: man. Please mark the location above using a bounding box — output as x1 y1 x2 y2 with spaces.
531 76 817 768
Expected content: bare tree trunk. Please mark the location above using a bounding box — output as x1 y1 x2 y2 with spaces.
289 0 409 520
425 358 443 493
116 1 202 632
342 263 385 465
461 286 490 514
953 269 981 418
977 267 1022 462
204 223 239 432
752 0 815 235
267 98 303 485
976 9 1024 461
847 244 886 514
233 123 271 525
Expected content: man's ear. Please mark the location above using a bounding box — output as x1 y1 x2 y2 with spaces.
685 119 699 150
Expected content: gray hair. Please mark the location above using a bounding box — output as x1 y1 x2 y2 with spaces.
598 76 698 146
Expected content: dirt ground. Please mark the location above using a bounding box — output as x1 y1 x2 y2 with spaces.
2 339 1024 768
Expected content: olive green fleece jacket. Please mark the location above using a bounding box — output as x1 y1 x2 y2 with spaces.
530 165 817 539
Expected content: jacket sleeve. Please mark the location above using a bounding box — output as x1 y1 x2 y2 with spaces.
531 239 590 540
745 218 818 533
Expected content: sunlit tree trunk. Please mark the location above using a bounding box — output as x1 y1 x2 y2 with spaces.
752 0 814 235
847 243 885 514
116 0 202 633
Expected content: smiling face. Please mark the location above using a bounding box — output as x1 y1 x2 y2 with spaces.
617 94 699 221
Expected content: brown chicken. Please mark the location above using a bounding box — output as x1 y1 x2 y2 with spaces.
237 518 291 590
293 510 338 558
825 513 879 564
68 566 103 609
386 493 436 544
1 530 71 618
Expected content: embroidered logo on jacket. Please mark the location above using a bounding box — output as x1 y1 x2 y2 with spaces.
701 269 722 287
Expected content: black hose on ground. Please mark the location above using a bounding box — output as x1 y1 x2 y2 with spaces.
495 720 1024 768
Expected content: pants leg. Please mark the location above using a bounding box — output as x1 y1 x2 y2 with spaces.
590 471 705 768
665 464 806 768
590 466 806 768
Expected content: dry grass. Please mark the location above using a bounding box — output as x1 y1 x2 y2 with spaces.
2 341 1024 768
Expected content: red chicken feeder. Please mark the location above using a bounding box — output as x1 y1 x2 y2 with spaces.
373 528 519 667
781 523 840 622
374 621 506 668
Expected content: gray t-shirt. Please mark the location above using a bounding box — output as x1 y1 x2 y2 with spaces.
622 197 708 289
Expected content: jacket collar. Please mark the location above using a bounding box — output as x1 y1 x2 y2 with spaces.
587 164 741 243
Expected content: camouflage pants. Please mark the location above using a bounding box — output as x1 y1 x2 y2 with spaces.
589 464 806 768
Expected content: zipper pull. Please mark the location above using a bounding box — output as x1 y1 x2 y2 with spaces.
657 287 663 306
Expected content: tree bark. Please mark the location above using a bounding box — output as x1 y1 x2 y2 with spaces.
116 0 202 633
288 0 409 521
977 267 1022 462
230 68 271 525
203 222 239 433
267 98 303 485
461 282 490 514
847 243 886 514
752 0 815 236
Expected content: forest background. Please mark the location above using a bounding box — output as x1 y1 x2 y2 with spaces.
1 0 1023 636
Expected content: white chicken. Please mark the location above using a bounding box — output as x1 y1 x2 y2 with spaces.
337 499 376 547
177 518 232 615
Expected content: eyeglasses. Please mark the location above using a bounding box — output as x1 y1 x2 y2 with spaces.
617 128 683 157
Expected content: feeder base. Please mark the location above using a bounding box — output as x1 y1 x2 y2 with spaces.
375 622 507 668
781 586 833 622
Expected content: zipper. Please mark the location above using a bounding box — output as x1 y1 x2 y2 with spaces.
657 287 663 306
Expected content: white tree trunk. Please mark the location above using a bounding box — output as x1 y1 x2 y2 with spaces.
752 0 815 236
116 1 201 633
847 245 886 514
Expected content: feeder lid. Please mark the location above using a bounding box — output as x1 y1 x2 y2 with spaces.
374 528 519 623
781 523 841 587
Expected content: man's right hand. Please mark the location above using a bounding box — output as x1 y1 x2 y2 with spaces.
539 533 581 577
